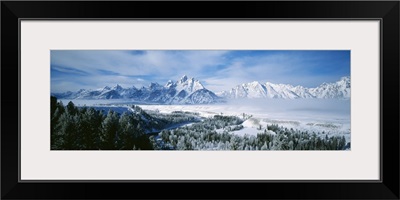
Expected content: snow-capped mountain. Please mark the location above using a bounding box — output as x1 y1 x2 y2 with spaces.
52 75 221 104
52 75 350 104
217 76 350 99
309 76 350 99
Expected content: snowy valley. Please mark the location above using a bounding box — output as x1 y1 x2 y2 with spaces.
52 76 351 150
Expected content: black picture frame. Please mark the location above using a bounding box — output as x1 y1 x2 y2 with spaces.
2 1 399 199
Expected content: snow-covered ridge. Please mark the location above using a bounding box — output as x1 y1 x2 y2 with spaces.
52 76 350 104
52 75 221 104
217 76 350 99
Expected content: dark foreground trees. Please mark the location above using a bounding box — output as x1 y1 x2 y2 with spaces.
51 96 152 150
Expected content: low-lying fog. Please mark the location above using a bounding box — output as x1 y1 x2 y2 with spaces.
223 98 350 120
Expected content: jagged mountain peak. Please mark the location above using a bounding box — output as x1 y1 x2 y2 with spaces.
112 84 123 91
338 76 351 88
165 80 175 88
180 75 189 82
149 82 161 89
340 76 350 81
175 75 205 93
177 75 200 84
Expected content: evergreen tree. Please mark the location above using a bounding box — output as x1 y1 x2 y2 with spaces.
66 101 78 115
55 112 78 149
117 112 136 150
100 110 119 150
51 96 65 149
260 142 269 150
80 108 102 149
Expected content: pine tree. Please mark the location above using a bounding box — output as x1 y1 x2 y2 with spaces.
55 112 78 149
117 112 136 150
100 110 119 150
66 101 78 115
80 108 102 149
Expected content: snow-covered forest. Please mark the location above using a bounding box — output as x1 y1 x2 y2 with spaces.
151 115 348 150
51 96 350 150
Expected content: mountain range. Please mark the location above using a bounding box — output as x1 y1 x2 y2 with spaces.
52 75 221 104
52 75 350 104
217 76 350 99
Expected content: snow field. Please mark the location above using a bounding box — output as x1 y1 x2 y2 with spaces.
138 100 350 142
61 99 351 142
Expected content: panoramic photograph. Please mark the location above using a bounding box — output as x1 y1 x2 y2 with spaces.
51 50 351 150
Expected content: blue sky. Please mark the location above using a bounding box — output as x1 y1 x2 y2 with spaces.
51 50 350 93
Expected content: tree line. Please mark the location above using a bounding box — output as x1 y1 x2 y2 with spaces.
51 96 152 150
